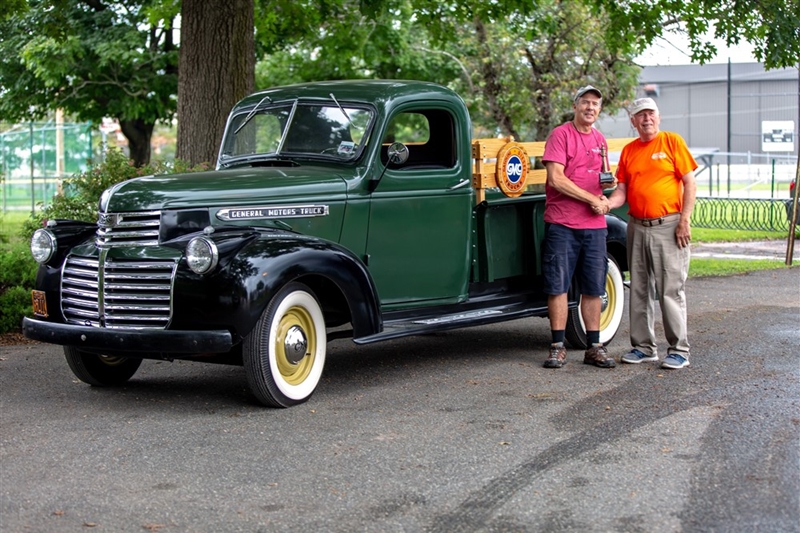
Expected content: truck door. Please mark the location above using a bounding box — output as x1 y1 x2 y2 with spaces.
366 104 473 308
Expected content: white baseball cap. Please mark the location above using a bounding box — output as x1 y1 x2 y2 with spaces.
629 97 659 115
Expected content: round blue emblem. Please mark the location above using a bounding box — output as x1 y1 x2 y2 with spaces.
506 155 524 184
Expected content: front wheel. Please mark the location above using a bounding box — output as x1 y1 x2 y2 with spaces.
64 346 142 386
565 257 625 349
243 282 327 408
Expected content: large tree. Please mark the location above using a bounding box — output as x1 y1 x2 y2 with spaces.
175 0 254 167
0 0 178 167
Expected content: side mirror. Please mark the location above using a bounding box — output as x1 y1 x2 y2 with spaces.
386 142 409 165
369 142 410 192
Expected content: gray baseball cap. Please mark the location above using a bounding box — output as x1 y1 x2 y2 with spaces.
574 85 603 102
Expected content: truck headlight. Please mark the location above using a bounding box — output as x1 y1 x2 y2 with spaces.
186 236 219 274
31 229 56 264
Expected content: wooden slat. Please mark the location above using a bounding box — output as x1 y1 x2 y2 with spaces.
470 136 636 202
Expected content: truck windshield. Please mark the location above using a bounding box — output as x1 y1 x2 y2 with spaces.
220 101 374 163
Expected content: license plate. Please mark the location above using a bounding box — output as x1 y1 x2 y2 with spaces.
31 290 48 318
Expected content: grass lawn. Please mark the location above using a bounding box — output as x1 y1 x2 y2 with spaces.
0 211 32 242
689 257 791 277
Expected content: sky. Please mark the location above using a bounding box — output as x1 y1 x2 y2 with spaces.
635 33 759 66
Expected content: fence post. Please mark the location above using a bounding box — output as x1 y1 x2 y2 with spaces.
787 158 800 266
29 122 35 215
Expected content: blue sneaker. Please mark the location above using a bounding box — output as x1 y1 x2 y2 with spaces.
661 354 690 369
621 348 658 364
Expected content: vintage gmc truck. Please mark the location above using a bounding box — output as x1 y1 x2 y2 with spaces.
23 80 631 407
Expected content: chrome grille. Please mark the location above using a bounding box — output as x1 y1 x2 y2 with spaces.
61 255 176 329
62 256 101 326
96 211 161 247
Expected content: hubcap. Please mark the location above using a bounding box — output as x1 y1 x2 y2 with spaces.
283 326 308 365
274 305 316 385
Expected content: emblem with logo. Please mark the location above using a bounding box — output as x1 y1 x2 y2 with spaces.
496 142 529 198
216 204 330 221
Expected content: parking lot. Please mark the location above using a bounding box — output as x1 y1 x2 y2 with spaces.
2 267 798 532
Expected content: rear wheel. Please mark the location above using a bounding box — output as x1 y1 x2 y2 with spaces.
243 282 327 407
64 347 142 386
565 257 625 349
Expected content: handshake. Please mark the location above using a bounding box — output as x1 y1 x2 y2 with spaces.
591 195 611 215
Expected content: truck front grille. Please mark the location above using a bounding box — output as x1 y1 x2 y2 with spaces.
61 255 176 329
96 211 161 247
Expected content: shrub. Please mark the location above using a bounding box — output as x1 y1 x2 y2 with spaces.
0 240 38 333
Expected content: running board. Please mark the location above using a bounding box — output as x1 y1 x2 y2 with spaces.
354 302 548 345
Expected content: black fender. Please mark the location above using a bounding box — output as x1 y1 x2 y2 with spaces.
605 213 628 272
172 231 382 342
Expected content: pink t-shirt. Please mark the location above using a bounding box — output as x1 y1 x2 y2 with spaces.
541 122 607 229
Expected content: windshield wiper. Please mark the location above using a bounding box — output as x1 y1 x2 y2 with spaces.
233 94 273 135
329 92 353 127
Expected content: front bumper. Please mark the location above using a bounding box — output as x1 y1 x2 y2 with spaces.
22 317 234 354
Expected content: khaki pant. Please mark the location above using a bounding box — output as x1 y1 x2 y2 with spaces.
626 216 690 357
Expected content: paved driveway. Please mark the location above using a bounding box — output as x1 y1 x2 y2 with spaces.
1 268 798 532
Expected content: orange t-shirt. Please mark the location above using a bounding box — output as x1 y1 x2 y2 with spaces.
616 131 697 219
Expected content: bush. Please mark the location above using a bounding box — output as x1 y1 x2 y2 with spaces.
21 148 210 240
0 240 38 333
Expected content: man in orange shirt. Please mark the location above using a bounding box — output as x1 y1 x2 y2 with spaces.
607 98 697 369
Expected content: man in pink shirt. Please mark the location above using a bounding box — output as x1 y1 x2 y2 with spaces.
540 85 616 369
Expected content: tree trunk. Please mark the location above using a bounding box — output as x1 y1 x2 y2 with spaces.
176 0 255 166
119 119 155 168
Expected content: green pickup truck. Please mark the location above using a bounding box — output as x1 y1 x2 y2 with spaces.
23 80 629 407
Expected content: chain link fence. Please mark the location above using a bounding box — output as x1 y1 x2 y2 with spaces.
1 121 94 214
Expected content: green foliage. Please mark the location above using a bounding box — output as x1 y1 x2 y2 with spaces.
0 240 37 333
592 0 800 70
0 1 179 165
256 0 641 141
21 148 209 240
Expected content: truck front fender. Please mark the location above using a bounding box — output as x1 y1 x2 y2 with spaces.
174 233 382 342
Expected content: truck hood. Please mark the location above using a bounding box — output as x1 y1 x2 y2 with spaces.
100 167 350 213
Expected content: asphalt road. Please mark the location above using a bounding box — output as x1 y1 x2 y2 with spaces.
1 268 799 533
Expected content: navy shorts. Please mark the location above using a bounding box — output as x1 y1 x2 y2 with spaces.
542 223 608 296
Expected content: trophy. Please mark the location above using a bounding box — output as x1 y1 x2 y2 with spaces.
599 145 615 186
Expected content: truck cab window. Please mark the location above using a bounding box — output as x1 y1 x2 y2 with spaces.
382 110 456 169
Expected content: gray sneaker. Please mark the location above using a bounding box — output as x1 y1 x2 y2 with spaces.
661 354 690 369
621 348 659 364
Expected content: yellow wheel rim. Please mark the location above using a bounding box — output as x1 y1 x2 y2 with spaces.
598 271 617 331
273 305 316 386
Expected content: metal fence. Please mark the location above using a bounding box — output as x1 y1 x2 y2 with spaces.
693 198 796 232
1 121 94 213
693 150 796 199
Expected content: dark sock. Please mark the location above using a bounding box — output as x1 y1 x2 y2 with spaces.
551 330 565 345
587 330 600 345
